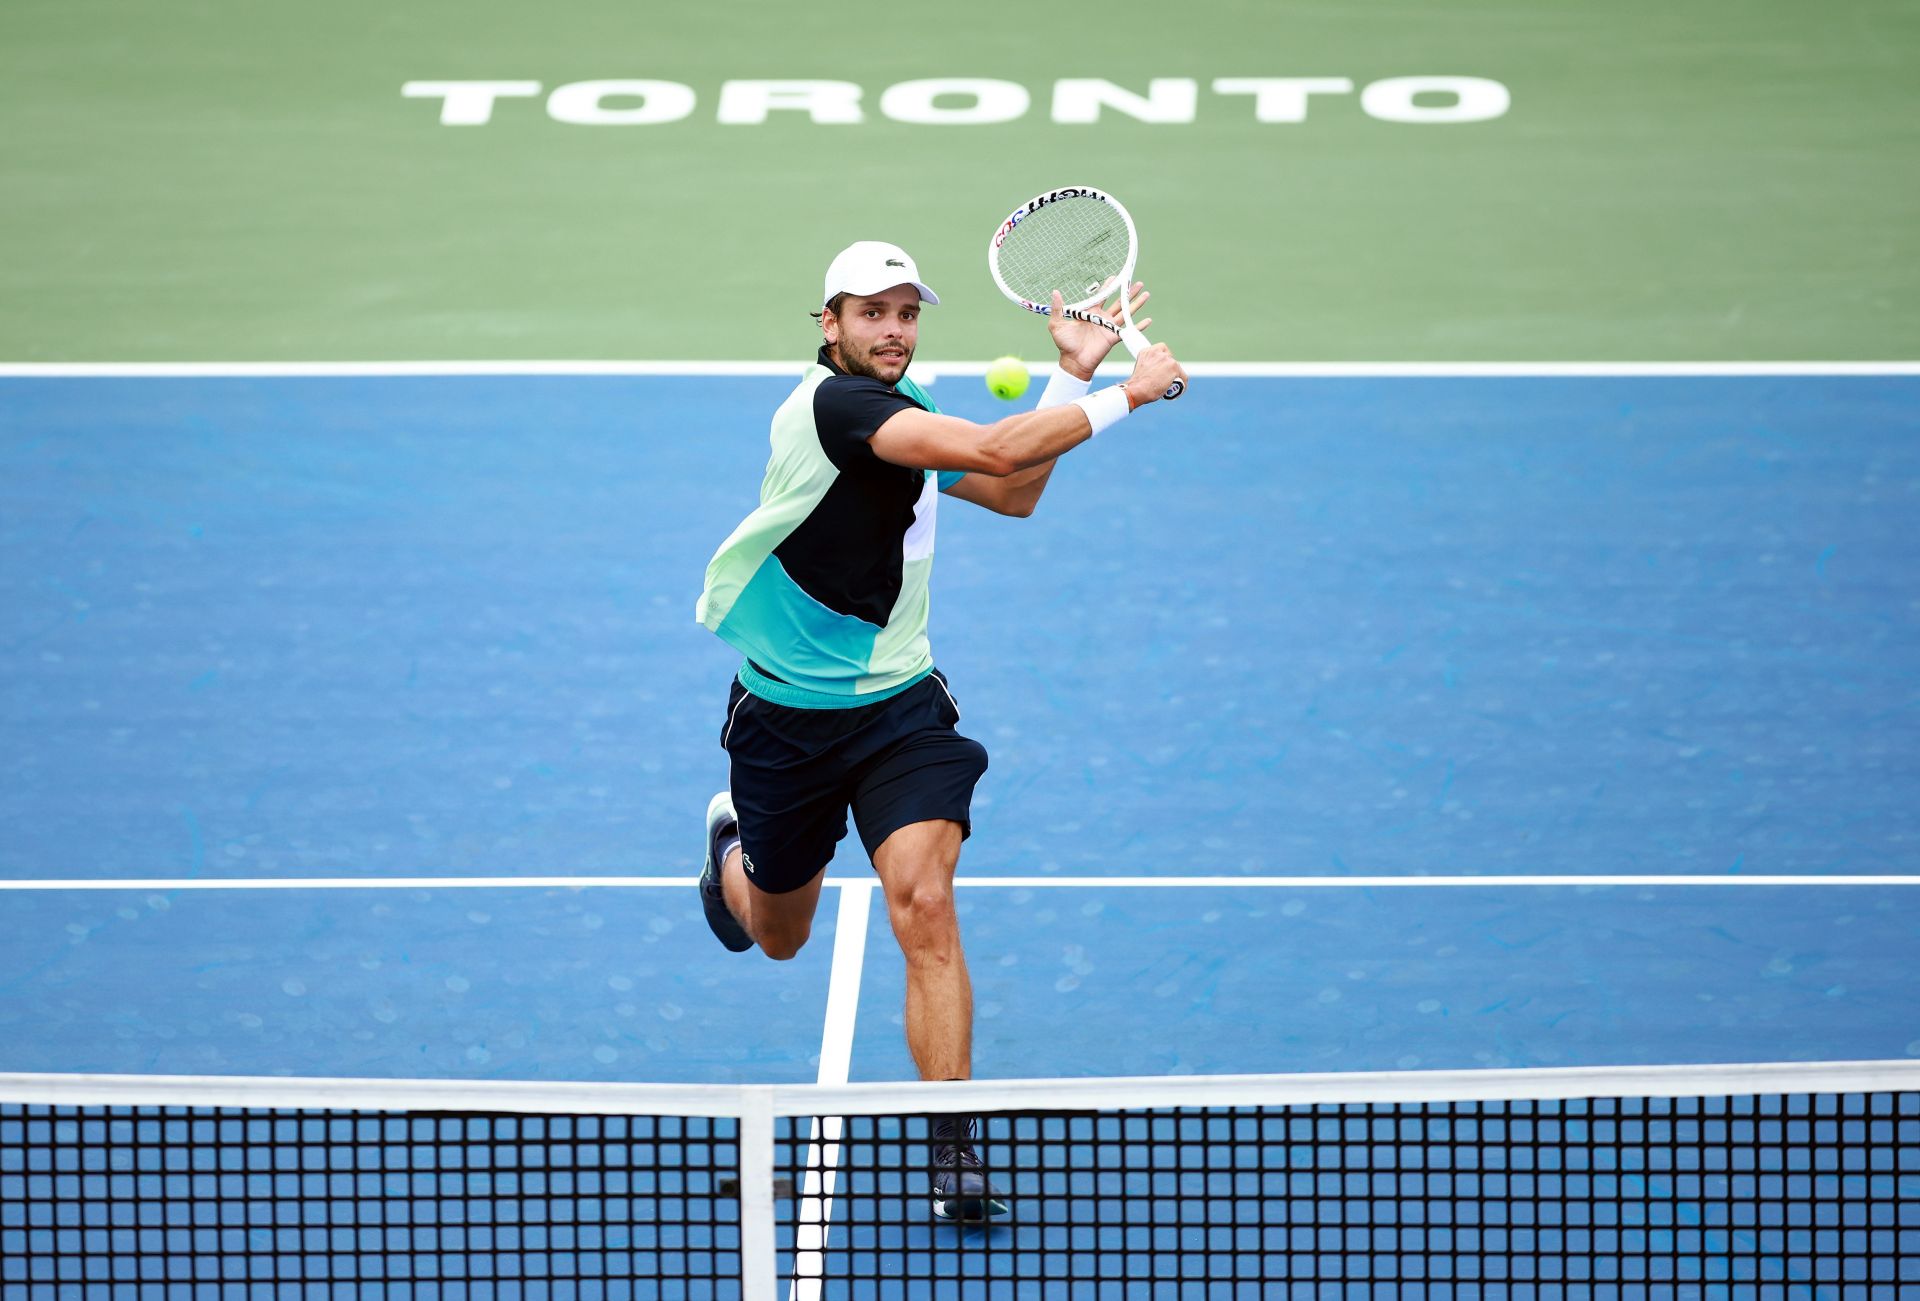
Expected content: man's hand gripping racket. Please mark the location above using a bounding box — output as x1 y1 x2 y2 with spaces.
988 184 1187 401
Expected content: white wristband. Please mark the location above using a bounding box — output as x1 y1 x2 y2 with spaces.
1071 386 1132 437
1036 365 1093 410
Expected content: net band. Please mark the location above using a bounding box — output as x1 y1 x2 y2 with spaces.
8 1060 1917 1116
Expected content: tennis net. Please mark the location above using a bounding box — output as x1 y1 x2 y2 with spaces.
2 1062 1915 1298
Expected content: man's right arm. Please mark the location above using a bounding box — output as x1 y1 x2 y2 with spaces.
868 401 1093 478
868 343 1185 476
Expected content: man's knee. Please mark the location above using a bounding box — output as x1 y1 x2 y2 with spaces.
758 927 810 961
889 881 959 956
748 892 816 960
895 879 955 922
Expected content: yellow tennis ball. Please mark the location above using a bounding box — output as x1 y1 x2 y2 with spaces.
985 356 1030 401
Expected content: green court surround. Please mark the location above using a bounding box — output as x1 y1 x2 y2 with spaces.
1 0 1915 361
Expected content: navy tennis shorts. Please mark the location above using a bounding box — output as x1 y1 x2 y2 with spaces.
720 668 989 895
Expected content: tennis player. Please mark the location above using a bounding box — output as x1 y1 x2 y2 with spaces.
694 240 1185 1222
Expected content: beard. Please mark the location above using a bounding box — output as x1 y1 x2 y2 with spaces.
837 337 913 384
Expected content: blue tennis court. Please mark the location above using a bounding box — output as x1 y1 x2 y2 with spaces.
3 371 1917 1296
3 369 1917 1073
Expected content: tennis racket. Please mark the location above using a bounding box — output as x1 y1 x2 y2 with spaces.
987 184 1184 400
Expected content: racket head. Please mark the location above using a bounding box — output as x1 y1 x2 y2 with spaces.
987 185 1140 317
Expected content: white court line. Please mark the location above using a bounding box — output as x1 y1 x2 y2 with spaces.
788 880 873 1301
957 874 1920 888
1 360 1917 378
1 874 1915 891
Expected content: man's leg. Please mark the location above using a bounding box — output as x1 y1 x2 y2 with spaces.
843 674 1000 1222
869 818 970 1081
704 790 831 961
720 840 827 961
869 817 1005 1222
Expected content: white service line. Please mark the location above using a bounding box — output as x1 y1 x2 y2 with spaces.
1 873 1914 891
950 874 1920 888
0 360 813 378
0 876 701 891
1 360 1917 379
788 879 874 1301
1155 361 1920 378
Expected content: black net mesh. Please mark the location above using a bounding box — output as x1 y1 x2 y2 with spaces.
1 1106 742 1299
3 1086 1916 1298
793 1093 1920 1298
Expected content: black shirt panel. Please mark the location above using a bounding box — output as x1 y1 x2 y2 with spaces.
774 467 924 628
773 354 937 628
813 374 923 474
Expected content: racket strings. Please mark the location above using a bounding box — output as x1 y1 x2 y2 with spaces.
994 198 1131 308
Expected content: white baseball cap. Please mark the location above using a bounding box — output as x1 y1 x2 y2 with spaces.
821 241 940 310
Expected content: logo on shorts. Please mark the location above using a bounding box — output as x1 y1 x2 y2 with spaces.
741 851 756 875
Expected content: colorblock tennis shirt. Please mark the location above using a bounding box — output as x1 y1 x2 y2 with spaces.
696 346 965 709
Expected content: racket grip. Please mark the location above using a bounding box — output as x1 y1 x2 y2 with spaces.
1119 324 1185 401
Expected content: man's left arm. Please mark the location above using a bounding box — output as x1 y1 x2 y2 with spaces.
945 283 1151 518
942 456 1057 518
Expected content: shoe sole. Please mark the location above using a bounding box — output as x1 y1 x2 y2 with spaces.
701 792 754 953
705 790 735 838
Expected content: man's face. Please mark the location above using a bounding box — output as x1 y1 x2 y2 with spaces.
824 284 920 385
